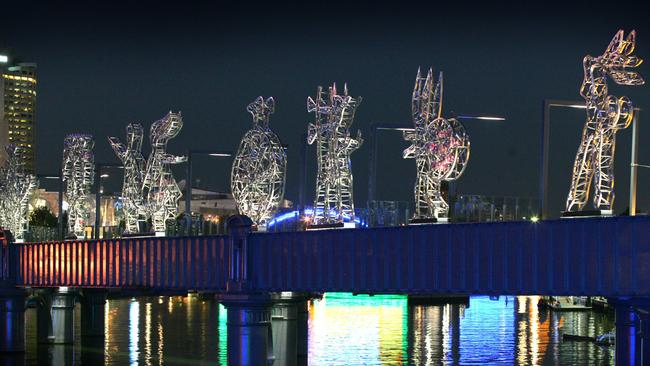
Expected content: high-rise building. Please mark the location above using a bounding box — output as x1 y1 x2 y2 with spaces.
1 54 37 172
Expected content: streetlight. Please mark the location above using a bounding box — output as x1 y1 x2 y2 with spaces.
367 113 506 203
539 99 643 218
184 149 233 215
94 163 123 239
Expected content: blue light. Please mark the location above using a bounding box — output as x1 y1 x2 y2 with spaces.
267 207 368 228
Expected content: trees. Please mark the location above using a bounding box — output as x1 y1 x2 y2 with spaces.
29 206 58 228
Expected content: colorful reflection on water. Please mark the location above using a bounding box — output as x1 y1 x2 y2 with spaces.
8 294 615 365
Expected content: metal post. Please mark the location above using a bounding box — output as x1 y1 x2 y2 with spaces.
58 174 64 240
185 151 192 215
368 124 378 204
629 111 640 216
94 165 102 240
539 99 551 220
299 135 307 214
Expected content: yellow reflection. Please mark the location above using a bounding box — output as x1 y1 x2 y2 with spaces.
145 302 152 366
310 294 406 365
157 322 164 366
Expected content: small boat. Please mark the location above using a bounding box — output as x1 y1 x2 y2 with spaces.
540 296 592 311
591 296 611 310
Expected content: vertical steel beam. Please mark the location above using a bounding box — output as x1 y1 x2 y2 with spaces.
185 150 192 215
629 111 640 216
539 99 551 220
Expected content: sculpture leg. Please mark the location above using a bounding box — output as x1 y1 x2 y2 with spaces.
430 179 448 219
413 160 428 219
566 127 596 211
593 128 616 211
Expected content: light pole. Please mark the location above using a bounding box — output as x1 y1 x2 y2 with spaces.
94 163 123 239
629 111 649 216
184 150 233 216
539 99 642 218
367 113 506 204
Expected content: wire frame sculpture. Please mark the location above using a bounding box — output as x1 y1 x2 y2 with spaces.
231 97 287 228
62 134 95 238
566 30 645 213
141 112 187 232
403 69 470 220
109 124 146 233
307 83 363 225
0 145 38 240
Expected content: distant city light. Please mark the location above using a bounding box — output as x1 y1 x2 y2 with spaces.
209 153 232 157
530 216 540 223
100 173 110 178
0 55 8 63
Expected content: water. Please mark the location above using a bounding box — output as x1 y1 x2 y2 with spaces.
5 295 615 365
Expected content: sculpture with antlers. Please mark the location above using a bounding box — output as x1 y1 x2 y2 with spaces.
307 83 363 225
403 69 470 221
109 124 146 233
566 30 645 213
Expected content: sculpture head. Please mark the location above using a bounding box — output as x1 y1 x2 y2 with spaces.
412 68 443 125
247 96 275 128
597 30 644 86
150 112 183 145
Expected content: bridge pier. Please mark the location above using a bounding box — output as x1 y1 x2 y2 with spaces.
612 298 650 366
220 293 274 366
80 289 107 337
37 288 76 344
0 288 26 352
270 292 310 366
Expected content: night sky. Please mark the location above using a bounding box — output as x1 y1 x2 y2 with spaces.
2 3 649 218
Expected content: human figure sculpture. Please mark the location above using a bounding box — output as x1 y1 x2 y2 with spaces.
0 145 37 240
142 112 187 232
566 30 644 213
62 134 95 238
231 96 287 228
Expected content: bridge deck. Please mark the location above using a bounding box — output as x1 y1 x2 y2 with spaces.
6 216 649 297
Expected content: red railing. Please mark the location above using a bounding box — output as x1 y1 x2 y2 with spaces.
15 236 229 291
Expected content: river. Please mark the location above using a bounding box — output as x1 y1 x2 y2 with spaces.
2 294 614 365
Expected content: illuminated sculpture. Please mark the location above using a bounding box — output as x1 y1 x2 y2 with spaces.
62 134 95 238
109 124 146 233
141 112 186 232
566 30 644 213
0 145 37 240
231 97 287 228
403 69 470 221
307 83 363 225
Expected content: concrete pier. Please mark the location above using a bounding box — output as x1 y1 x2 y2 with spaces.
37 288 76 344
80 289 107 337
270 293 309 366
221 293 274 366
612 298 650 366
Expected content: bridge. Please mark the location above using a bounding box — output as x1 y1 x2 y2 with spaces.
2 215 650 365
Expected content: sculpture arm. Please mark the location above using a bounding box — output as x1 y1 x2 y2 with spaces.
163 154 187 164
307 123 318 145
108 137 127 161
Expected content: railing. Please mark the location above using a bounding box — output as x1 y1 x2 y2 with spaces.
15 236 230 291
453 195 540 222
